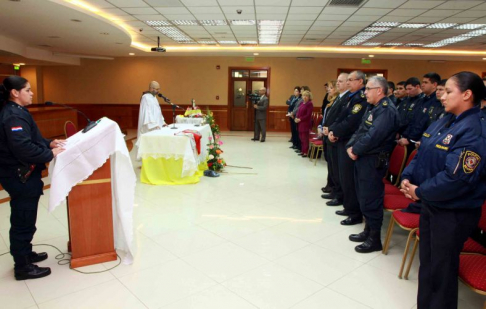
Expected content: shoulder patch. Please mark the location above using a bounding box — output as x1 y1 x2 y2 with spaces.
382 101 388 107
360 92 365 99
11 126 23 132
352 104 362 114
463 151 481 174
423 132 430 138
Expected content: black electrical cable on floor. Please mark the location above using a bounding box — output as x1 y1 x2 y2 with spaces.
0 244 121 274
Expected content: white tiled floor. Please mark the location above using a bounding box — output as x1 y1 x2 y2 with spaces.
0 131 485 309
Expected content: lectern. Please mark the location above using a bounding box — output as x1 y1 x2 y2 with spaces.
48 118 135 268
67 159 116 268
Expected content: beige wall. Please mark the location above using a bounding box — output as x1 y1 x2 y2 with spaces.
39 56 486 107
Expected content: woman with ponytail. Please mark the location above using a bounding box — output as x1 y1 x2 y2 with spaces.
0 76 64 280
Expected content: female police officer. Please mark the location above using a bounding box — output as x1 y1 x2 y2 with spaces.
400 71 486 309
0 76 64 280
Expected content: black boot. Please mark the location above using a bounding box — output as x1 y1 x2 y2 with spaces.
355 229 383 253
29 251 48 263
349 224 370 242
14 256 51 281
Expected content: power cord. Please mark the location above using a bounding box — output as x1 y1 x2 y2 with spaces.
0 243 121 274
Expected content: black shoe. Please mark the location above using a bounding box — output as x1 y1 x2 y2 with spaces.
326 198 343 206
260 140 265 142
29 252 48 263
335 210 348 216
349 224 370 242
288 139 292 142
340 217 363 226
15 264 51 280
289 145 296 149
251 138 257 141
294 149 301 153
355 230 383 253
321 187 332 193
321 194 334 199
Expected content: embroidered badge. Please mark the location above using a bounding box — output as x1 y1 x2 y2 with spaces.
367 113 373 122
360 92 365 98
408 103 415 111
383 101 388 107
463 151 481 174
435 144 448 151
352 104 362 114
423 132 431 138
11 126 23 132
442 134 453 145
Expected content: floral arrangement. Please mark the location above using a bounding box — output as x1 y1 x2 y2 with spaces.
205 108 226 171
184 99 203 118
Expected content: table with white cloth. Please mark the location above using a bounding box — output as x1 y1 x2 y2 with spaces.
175 117 205 125
48 117 136 264
137 124 211 185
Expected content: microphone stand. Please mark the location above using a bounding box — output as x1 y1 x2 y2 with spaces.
170 103 177 130
45 102 97 133
158 94 182 130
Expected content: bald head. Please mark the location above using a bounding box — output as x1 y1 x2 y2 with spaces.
149 81 160 95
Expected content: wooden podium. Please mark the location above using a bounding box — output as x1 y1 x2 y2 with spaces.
66 159 117 268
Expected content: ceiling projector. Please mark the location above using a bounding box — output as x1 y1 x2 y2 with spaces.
151 37 166 53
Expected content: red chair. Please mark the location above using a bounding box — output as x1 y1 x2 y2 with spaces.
382 210 420 278
383 145 407 186
384 149 418 195
64 121 77 138
403 200 486 280
458 255 486 297
383 194 412 212
308 139 323 166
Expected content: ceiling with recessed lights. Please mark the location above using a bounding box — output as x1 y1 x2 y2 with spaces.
82 0 486 50
0 0 486 63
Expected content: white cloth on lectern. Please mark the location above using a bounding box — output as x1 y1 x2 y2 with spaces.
47 118 136 264
137 93 165 141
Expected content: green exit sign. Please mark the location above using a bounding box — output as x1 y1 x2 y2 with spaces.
245 57 255 62
361 59 371 64
14 66 20 70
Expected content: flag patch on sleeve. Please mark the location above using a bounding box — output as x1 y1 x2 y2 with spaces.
11 126 23 132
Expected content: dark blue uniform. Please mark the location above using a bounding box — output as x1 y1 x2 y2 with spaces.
401 107 486 309
388 94 397 105
289 96 302 149
398 93 425 135
403 92 441 143
347 97 400 230
0 101 53 268
329 88 368 219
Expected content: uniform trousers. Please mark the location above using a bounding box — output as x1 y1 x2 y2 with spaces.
323 139 335 189
327 141 343 200
337 141 361 218
0 169 44 267
418 203 481 309
354 155 387 229
254 118 266 141
290 119 300 150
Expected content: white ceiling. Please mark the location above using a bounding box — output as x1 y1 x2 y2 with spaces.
0 0 486 63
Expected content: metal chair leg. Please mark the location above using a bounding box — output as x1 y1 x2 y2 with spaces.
399 228 418 278
404 235 419 280
382 216 395 255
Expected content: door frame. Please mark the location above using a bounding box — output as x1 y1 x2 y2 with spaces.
227 66 271 131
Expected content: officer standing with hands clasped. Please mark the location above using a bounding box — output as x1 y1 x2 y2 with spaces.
401 71 486 309
0 76 65 280
346 76 400 253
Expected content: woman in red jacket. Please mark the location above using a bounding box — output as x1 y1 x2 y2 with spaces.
295 90 314 157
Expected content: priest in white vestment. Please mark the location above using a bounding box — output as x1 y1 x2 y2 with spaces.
137 81 167 142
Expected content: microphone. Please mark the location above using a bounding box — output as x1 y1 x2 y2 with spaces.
157 93 183 110
45 101 97 133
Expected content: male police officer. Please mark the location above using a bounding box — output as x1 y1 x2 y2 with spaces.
397 77 424 138
347 76 400 253
328 71 368 224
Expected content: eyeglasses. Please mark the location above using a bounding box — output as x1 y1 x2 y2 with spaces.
347 78 359 82
365 87 380 91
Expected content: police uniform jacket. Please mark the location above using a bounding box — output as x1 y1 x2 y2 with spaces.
0 101 53 177
398 93 425 134
388 94 397 106
346 97 400 156
329 88 368 142
401 107 486 209
426 102 445 128
404 92 442 142
286 95 295 113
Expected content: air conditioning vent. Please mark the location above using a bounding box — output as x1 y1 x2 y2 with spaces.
329 0 364 6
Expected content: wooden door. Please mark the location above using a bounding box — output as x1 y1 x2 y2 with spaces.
231 80 249 131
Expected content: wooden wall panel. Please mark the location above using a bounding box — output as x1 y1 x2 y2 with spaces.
28 106 78 139
60 103 321 133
